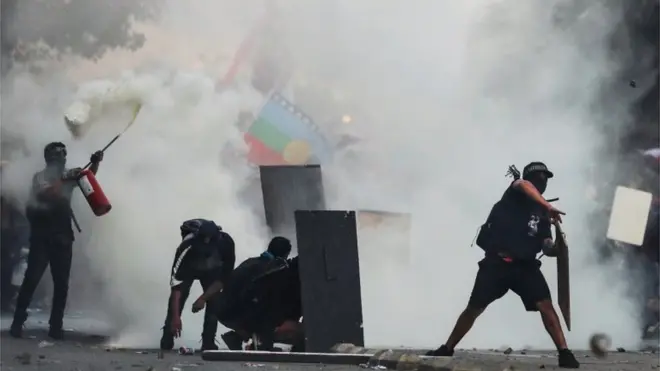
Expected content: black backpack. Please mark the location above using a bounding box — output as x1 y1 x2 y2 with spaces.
474 202 499 252
474 165 522 251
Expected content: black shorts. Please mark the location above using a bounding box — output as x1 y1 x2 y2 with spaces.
468 257 551 311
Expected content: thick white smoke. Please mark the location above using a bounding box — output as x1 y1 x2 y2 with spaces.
1 0 652 350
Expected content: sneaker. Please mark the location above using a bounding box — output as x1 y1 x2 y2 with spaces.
290 339 305 353
221 331 243 351
558 349 580 369
201 338 219 351
160 329 174 351
48 327 64 340
9 322 23 338
426 345 454 357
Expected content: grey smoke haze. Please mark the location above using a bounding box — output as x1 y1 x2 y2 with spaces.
1 0 655 350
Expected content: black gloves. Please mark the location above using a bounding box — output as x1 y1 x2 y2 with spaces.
90 150 104 164
542 239 558 257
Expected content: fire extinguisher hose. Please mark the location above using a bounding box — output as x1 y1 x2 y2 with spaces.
82 103 142 170
71 104 142 232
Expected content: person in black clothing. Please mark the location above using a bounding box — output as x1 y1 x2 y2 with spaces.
244 255 304 352
10 142 103 340
427 162 580 369
216 236 298 351
160 218 235 351
268 255 304 352
1 195 28 313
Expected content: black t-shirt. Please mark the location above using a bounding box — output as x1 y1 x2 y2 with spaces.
169 231 236 289
483 183 552 260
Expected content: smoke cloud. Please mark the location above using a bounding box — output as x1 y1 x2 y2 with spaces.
2 0 654 350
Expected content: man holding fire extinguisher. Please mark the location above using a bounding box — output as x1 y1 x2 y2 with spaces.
10 142 103 340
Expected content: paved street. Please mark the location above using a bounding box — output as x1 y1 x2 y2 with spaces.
1 330 658 371
1 314 658 371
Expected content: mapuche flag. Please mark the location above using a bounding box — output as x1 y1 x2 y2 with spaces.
244 92 333 165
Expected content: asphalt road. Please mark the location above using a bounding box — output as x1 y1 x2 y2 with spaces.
1 329 658 371
0 314 658 371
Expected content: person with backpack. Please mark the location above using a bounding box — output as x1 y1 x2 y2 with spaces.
160 219 235 351
427 162 580 369
215 236 297 351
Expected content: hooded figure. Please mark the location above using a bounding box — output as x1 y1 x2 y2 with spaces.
161 218 236 351
215 236 299 351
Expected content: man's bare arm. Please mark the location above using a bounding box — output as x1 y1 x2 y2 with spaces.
512 179 552 209
171 288 183 318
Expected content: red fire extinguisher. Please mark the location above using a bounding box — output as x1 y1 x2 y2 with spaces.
76 169 112 216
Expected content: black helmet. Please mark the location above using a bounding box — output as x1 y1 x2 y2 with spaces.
44 142 67 163
197 220 221 240
268 236 292 259
523 162 554 179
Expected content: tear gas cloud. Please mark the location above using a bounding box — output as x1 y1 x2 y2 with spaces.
1 0 652 349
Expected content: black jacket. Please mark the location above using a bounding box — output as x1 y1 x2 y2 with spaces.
169 231 235 289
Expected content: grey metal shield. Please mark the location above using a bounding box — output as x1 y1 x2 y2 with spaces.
259 165 326 242
295 210 364 352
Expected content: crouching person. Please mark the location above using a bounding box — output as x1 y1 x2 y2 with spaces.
160 219 235 351
215 237 304 351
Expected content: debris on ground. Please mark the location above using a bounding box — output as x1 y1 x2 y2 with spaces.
38 341 54 348
178 347 194 356
359 364 386 370
15 352 32 365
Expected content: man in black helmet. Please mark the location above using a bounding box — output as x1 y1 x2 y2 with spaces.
160 219 235 351
215 236 295 351
10 142 103 340
427 162 580 369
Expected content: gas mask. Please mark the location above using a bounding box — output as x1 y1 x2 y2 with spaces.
44 143 67 170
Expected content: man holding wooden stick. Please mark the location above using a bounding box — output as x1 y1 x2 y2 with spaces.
428 162 579 369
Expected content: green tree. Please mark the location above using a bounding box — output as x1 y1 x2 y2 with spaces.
1 0 161 75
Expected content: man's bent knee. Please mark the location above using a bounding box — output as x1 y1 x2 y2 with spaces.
463 306 486 318
535 300 555 313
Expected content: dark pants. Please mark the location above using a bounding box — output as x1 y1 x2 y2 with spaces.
215 290 295 345
13 233 73 329
217 300 271 334
0 233 18 311
163 278 218 341
468 256 551 311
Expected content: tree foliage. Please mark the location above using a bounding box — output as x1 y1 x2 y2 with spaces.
1 0 161 66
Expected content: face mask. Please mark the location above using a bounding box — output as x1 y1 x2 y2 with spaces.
529 176 548 194
46 148 67 169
